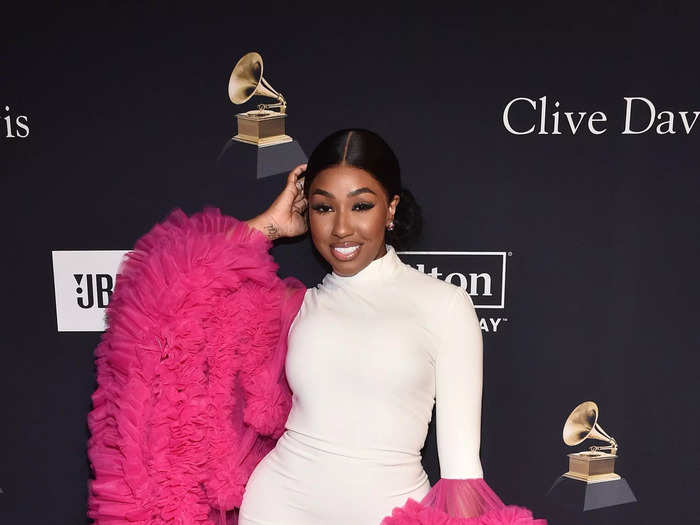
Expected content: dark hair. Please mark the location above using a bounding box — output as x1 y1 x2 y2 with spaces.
302 128 423 250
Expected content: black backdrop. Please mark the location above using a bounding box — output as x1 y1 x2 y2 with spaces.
2 4 698 524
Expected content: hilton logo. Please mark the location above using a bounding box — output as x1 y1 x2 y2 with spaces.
398 251 507 308
398 251 508 333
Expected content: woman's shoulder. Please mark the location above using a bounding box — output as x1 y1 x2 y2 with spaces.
396 262 466 305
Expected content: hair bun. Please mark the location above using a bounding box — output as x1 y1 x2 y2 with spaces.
388 187 422 250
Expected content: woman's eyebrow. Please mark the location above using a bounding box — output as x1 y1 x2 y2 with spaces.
348 187 376 197
311 188 334 198
311 187 377 198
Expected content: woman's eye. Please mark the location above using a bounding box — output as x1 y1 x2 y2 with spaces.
353 202 375 211
310 202 374 213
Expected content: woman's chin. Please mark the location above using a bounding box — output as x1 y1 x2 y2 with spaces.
330 257 369 277
331 261 359 276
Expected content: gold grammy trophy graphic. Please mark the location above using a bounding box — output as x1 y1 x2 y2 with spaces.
563 401 620 483
547 401 637 511
218 51 306 179
228 51 292 147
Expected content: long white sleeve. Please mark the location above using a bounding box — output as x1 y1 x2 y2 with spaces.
435 286 484 479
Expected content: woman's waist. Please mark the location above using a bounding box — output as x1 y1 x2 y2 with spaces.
280 428 424 466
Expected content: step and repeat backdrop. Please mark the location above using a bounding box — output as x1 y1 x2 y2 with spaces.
2 5 698 524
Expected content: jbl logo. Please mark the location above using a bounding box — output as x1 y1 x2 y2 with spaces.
74 273 114 309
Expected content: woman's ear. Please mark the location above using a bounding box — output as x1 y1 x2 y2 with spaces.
388 194 400 222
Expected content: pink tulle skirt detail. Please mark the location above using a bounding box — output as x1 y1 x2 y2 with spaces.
381 478 547 524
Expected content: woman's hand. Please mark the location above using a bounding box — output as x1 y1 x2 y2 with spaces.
245 163 308 240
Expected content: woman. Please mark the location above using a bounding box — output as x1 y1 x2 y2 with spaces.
87 129 545 524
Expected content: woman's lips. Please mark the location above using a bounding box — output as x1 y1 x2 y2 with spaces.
331 243 361 261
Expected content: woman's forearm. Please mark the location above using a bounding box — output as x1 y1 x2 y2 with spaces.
245 215 282 241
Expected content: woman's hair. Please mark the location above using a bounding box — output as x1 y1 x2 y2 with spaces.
302 128 423 250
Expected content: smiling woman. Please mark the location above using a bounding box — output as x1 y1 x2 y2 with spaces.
87 129 545 525
309 165 396 271
303 129 423 256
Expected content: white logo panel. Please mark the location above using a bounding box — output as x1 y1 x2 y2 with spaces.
397 251 507 309
51 250 129 332
398 251 510 334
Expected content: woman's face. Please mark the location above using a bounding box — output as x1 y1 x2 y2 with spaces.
308 164 399 277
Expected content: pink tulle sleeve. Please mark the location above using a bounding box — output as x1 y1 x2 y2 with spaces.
381 478 547 524
86 207 305 524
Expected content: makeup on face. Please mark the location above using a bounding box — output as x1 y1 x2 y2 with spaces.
308 165 397 277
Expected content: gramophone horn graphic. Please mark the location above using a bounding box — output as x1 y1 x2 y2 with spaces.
218 51 307 179
546 401 637 511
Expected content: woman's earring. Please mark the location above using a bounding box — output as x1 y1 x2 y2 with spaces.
386 221 395 231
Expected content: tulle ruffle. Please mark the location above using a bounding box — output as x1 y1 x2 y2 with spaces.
87 207 305 524
381 478 546 525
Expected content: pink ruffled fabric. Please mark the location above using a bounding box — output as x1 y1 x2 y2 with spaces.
86 207 305 524
381 478 547 525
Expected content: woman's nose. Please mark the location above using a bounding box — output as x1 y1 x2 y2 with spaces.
332 208 353 238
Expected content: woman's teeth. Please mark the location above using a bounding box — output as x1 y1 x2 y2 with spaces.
332 245 360 260
335 246 358 254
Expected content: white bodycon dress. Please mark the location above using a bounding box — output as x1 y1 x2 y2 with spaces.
238 244 484 525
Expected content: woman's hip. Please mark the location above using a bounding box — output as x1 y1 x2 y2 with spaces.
239 429 430 524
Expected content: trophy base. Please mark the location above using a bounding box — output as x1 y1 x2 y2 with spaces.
233 134 293 147
235 110 292 148
217 137 307 180
566 450 618 481
563 472 621 483
546 474 637 511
